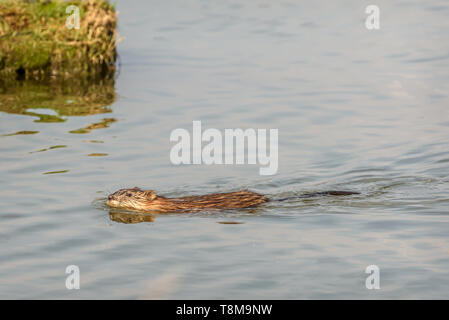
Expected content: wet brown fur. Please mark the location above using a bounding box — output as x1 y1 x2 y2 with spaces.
107 187 269 213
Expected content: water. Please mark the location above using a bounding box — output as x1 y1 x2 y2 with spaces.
1 0 449 299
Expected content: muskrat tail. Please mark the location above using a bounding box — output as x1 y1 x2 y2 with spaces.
275 191 360 202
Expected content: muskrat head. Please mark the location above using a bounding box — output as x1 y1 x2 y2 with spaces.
107 187 157 210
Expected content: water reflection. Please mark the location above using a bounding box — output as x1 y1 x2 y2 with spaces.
88 153 108 157
0 78 116 123
42 170 69 175
109 210 155 224
218 221 244 225
69 118 117 134
29 145 67 154
1 130 39 136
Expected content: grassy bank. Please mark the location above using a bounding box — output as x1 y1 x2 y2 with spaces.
0 0 118 80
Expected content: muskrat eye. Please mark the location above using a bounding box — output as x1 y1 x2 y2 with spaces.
127 193 132 197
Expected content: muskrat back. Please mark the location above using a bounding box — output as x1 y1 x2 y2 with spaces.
107 187 269 213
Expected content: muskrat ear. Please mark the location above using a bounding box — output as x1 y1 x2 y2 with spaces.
143 190 156 200
132 186 140 190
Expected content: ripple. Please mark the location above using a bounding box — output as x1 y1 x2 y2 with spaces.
42 170 69 175
88 153 108 157
30 145 67 154
2 130 39 136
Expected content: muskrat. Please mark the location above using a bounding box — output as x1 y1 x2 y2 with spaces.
106 187 359 213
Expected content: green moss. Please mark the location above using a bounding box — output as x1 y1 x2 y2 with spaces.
0 0 118 80
34 1 72 18
14 40 52 70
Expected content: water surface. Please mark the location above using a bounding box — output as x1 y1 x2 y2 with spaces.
1 0 449 299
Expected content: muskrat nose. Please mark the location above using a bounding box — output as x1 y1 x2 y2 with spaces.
108 195 113 200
